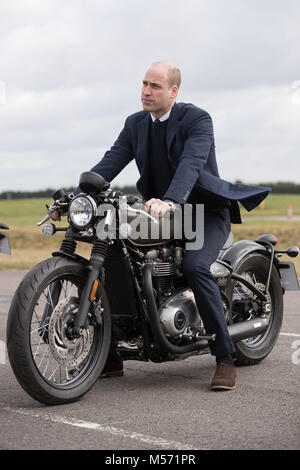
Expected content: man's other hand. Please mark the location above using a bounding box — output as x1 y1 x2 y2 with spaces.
51 209 68 222
51 210 62 221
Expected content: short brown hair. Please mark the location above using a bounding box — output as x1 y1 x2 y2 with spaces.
167 65 181 89
152 61 181 89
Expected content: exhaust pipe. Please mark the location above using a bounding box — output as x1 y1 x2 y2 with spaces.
142 264 269 355
227 317 269 342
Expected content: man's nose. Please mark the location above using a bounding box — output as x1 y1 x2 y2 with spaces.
143 85 151 95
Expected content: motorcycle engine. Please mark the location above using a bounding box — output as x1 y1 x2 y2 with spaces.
158 289 202 338
145 245 182 295
144 246 202 339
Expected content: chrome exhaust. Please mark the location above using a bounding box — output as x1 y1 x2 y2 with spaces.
227 317 269 342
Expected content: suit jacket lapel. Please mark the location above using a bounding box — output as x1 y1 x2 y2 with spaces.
166 103 180 152
136 113 151 198
137 113 151 170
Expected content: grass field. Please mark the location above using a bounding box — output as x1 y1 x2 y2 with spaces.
0 194 299 273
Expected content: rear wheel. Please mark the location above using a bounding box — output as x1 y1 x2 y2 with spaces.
6 257 111 405
227 253 283 366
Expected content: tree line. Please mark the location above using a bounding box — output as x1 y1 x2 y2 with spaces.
1 181 300 200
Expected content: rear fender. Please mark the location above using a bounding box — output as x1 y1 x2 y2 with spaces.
219 240 267 271
219 240 300 291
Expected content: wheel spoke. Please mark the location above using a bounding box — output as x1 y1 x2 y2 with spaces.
29 276 97 387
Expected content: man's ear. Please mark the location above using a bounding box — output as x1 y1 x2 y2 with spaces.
170 85 178 99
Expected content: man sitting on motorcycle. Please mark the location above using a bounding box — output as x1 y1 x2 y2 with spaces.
53 61 270 390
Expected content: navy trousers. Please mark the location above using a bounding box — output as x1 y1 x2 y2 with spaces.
183 207 236 357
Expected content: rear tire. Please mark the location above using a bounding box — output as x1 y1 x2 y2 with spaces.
227 253 283 366
6 257 111 405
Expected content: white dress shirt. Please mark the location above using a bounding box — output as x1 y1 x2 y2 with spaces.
150 108 172 122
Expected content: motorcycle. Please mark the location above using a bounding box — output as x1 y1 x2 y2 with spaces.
6 172 300 405
0 223 11 255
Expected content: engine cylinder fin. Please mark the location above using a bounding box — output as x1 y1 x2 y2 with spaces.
151 262 176 294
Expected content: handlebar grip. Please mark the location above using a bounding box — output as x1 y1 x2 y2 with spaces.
126 195 143 205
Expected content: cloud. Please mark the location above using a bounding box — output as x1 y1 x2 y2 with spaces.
186 84 300 183
0 0 300 191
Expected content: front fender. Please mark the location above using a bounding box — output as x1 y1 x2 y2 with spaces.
219 240 267 270
52 250 89 265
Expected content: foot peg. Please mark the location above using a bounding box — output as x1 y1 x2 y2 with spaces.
195 332 216 341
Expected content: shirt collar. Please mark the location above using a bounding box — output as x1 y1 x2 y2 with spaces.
150 108 172 122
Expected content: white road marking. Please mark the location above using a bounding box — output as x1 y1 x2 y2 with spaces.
2 406 201 450
280 332 300 337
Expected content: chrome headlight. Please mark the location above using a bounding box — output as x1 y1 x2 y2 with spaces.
68 195 96 229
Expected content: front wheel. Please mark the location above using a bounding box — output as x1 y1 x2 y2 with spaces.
227 252 283 366
6 257 111 405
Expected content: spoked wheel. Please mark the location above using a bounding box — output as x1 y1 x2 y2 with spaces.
7 257 111 405
227 253 283 366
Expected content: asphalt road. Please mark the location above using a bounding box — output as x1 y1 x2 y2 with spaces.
0 270 299 451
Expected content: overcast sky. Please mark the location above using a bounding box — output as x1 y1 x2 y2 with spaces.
0 0 300 191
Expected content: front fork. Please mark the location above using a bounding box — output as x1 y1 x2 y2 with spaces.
40 233 109 340
71 239 109 338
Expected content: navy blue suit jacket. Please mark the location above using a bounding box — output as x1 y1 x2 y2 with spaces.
89 102 271 223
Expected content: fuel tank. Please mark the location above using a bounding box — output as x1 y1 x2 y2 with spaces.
119 204 178 246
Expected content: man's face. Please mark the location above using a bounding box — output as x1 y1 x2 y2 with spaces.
141 65 177 118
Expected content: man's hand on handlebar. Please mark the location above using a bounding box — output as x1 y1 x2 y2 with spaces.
51 210 63 221
50 205 68 222
145 198 173 219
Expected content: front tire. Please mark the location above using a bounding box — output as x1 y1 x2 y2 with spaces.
227 253 283 366
6 257 111 405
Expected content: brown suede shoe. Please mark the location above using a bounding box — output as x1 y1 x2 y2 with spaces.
99 358 124 378
211 362 237 391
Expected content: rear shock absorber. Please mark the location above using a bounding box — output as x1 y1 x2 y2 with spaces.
71 239 109 337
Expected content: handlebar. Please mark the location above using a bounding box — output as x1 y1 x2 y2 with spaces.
125 206 159 224
37 201 70 226
37 187 175 228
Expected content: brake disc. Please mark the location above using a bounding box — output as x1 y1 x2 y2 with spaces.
48 296 94 367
